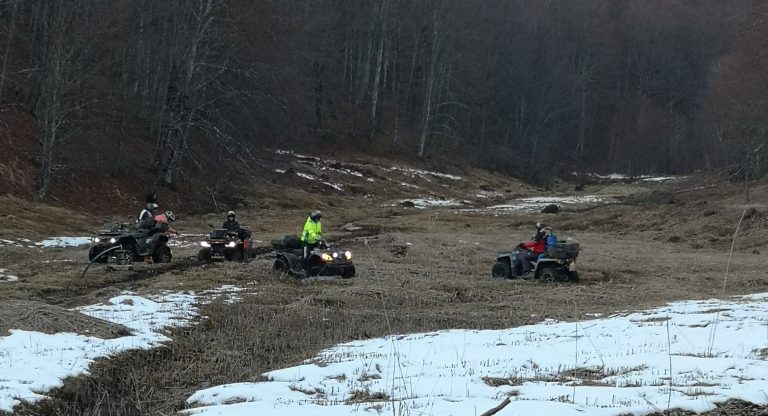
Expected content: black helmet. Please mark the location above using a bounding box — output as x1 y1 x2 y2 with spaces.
227 210 235 218
310 210 322 221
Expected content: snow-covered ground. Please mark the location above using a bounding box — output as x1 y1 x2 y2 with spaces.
494 195 603 211
398 198 464 209
460 195 605 213
183 293 768 416
0 268 19 282
0 286 246 412
0 236 91 249
580 173 685 183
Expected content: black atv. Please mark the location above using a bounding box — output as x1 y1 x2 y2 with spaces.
492 239 580 282
271 235 355 278
88 223 130 262
88 222 173 264
198 228 255 262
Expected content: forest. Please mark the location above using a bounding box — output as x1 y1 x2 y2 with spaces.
0 0 766 199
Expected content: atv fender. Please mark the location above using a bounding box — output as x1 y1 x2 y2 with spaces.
279 252 302 272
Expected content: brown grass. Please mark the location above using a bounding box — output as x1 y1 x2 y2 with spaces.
0 300 131 338
4 174 768 415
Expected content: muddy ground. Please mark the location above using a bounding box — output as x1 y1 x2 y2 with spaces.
1 170 767 415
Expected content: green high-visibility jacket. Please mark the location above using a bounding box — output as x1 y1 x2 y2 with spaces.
301 217 322 244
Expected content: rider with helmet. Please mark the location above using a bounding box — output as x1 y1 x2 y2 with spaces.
223 211 240 232
300 210 323 259
137 203 159 229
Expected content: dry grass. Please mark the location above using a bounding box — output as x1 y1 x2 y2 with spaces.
4 175 768 415
0 300 130 338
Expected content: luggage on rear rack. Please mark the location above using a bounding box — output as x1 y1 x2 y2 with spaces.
546 239 580 259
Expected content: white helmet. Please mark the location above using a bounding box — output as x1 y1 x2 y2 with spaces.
310 210 322 221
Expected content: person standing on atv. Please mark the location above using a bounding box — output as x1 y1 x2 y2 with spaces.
222 211 240 232
300 210 323 259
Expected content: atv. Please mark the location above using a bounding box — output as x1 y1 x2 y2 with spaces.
271 235 355 278
88 223 130 262
88 221 174 264
492 239 580 282
198 227 255 262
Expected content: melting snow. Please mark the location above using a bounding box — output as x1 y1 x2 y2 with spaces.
389 166 463 181
0 286 246 412
184 294 768 416
0 268 19 282
36 237 92 248
399 198 462 209
478 195 604 212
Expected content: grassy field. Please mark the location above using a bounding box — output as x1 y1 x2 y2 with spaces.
2 165 768 415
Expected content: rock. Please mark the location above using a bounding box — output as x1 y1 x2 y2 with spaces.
668 235 682 243
574 184 585 191
703 209 717 217
541 204 559 214
752 249 761 255
400 200 415 208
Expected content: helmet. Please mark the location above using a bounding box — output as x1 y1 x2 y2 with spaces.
164 211 176 222
310 210 322 221
227 210 235 217
542 227 552 236
147 203 159 212
535 222 546 230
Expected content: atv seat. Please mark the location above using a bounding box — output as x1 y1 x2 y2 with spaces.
272 234 301 250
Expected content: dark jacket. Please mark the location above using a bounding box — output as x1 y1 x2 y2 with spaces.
223 219 240 232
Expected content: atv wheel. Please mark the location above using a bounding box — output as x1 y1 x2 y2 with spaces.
198 248 212 262
121 247 137 264
538 267 567 282
230 250 243 262
153 246 172 263
88 247 107 263
341 266 356 279
568 271 580 282
491 261 511 279
273 258 290 274
308 265 324 277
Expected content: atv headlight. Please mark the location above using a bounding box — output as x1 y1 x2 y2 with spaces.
344 251 352 260
321 253 333 262
109 237 117 244
93 237 100 243
226 242 237 248
200 241 211 248
332 252 339 258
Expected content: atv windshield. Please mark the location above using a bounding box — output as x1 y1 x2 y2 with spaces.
210 229 230 239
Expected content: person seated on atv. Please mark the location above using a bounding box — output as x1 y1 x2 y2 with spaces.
300 210 324 259
137 203 158 229
516 224 549 274
222 211 240 233
143 211 177 261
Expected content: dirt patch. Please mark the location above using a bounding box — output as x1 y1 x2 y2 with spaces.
0 300 131 338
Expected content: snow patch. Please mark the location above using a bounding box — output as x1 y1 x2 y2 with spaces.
0 268 19 282
184 294 768 416
389 166 463 181
399 198 462 209
36 237 92 248
474 195 604 213
0 285 246 412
